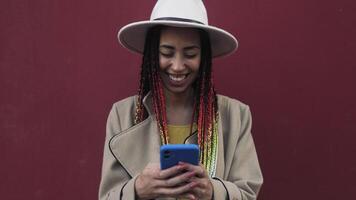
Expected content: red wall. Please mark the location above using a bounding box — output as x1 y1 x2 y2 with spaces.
1 0 355 199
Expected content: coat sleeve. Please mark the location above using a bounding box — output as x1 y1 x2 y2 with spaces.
211 104 263 200
98 104 137 200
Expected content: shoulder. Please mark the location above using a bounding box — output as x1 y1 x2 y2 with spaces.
111 95 137 113
216 95 253 148
107 95 138 131
217 94 251 117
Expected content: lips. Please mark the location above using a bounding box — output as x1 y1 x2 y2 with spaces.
168 73 188 82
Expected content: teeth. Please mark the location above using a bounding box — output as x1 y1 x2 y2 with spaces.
169 74 187 82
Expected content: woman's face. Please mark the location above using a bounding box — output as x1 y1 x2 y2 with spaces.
159 27 201 96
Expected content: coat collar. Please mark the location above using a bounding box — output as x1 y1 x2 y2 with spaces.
109 93 225 178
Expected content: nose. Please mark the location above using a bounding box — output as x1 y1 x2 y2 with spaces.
170 54 185 72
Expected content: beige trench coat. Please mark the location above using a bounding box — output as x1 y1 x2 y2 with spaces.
99 93 263 200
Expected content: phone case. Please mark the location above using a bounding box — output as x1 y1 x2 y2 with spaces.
160 144 200 170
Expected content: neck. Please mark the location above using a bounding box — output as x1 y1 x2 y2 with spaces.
164 88 195 109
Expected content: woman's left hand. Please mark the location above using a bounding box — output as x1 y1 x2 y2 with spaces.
178 162 213 200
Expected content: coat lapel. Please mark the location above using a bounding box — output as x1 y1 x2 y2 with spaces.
110 116 161 177
109 93 161 177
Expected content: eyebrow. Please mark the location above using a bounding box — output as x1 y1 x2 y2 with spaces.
159 45 175 50
159 44 201 50
184 46 200 50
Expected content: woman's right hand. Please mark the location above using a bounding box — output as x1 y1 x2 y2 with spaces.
134 163 198 200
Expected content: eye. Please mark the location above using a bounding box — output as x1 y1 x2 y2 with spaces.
184 51 199 59
185 53 198 59
159 51 174 58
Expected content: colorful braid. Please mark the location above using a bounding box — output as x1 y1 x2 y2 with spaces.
134 26 218 177
191 29 218 176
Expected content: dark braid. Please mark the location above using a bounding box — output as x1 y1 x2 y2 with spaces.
135 26 161 124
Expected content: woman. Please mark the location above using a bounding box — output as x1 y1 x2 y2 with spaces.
99 0 263 199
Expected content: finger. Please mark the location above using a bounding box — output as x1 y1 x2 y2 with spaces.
156 171 196 187
188 177 213 199
156 181 198 197
178 162 207 178
178 192 196 200
190 176 212 189
190 187 203 199
158 164 183 179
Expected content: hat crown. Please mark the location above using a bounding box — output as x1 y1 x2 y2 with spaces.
150 0 208 25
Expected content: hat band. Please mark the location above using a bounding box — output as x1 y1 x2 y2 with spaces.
154 17 204 25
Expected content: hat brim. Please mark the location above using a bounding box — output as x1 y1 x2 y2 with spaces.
118 20 238 58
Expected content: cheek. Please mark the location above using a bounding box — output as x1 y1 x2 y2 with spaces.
159 56 169 70
190 58 201 71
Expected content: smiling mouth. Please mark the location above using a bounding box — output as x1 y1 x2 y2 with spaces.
168 73 189 82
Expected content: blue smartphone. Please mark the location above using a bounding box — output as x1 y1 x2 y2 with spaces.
160 144 200 170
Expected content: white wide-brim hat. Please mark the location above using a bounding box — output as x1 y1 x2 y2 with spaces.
118 0 238 58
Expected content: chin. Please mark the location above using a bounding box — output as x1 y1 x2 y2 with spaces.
165 87 191 95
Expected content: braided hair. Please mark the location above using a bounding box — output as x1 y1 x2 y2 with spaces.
134 26 218 176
